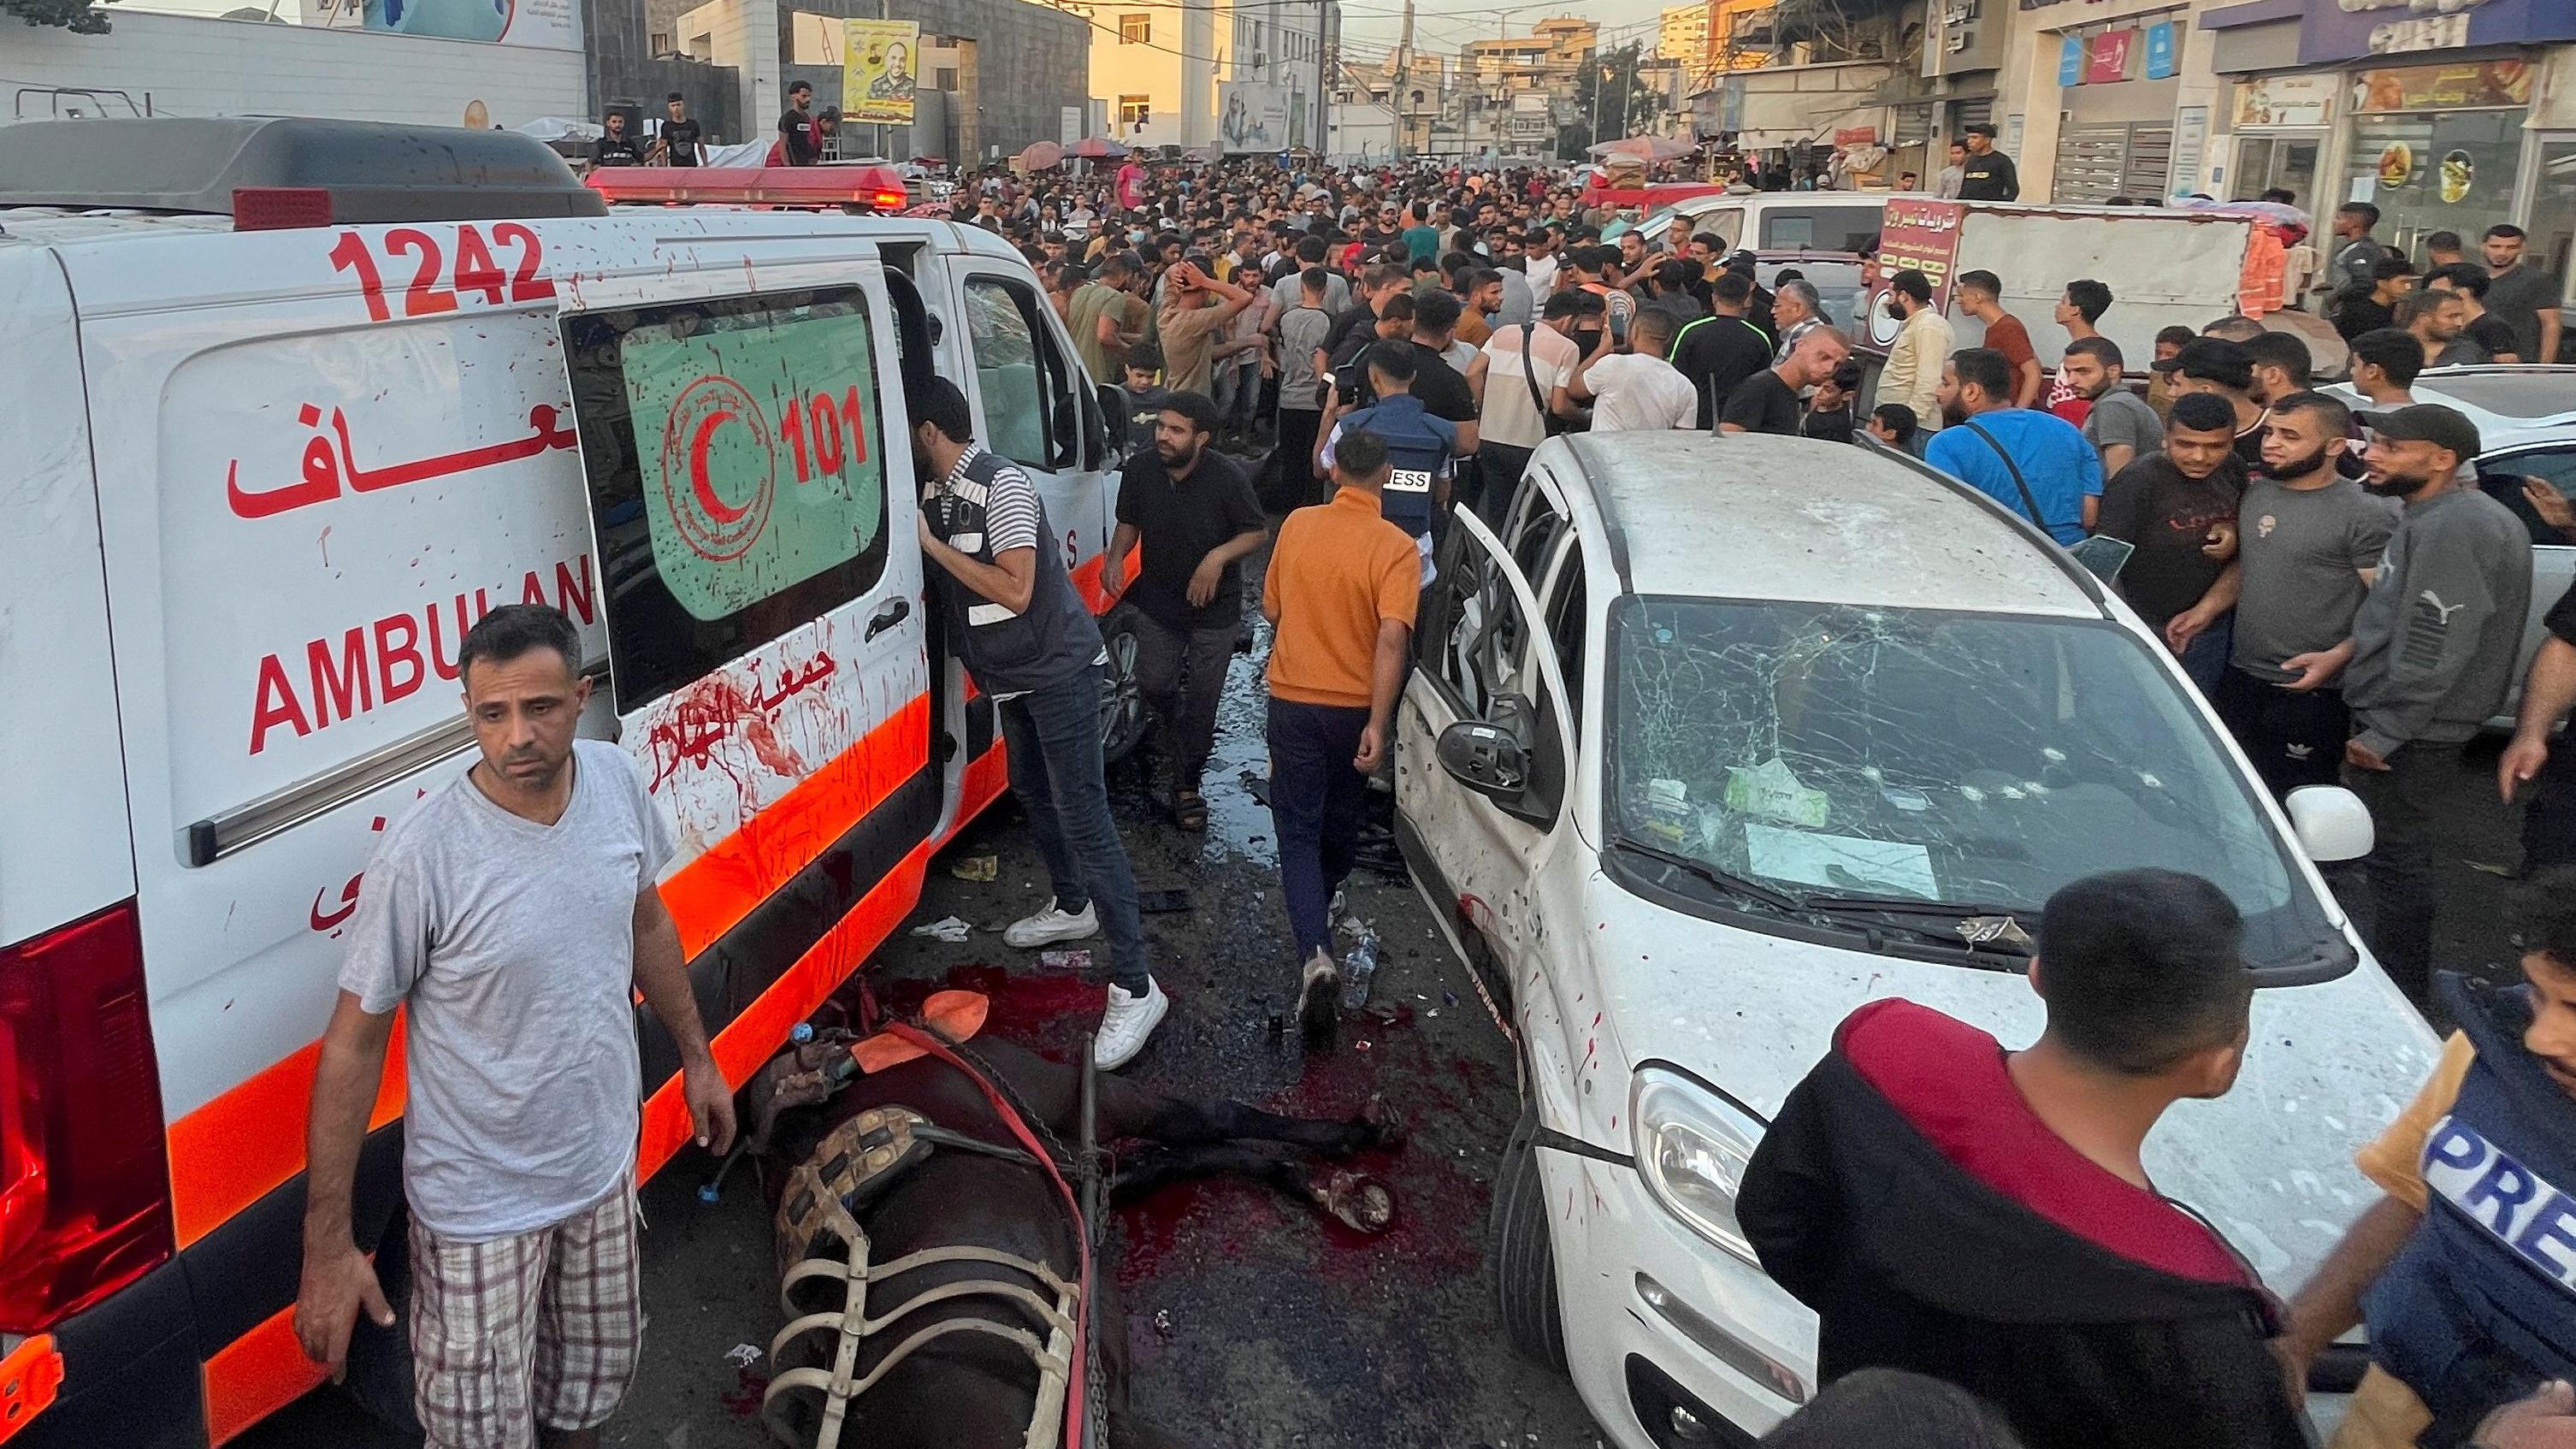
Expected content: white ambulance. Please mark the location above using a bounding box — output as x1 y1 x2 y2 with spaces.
0 118 1140 1446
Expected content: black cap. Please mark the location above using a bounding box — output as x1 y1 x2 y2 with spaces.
2150 337 2254 392
2356 403 2482 460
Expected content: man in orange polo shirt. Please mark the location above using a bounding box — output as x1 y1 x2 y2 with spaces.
1262 429 1419 1044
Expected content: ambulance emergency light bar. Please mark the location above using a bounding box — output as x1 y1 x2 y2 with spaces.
586 166 910 213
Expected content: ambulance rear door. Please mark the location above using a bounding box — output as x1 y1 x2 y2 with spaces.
550 232 932 1161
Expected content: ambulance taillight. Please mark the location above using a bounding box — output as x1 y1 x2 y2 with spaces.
0 903 174 1333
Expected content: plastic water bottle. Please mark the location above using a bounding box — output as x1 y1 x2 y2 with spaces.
1339 931 1380 1011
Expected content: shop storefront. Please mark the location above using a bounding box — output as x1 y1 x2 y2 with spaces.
2227 71 2334 207
2337 59 2535 257
2047 12 2187 204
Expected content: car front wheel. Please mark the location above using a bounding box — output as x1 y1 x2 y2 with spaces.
1491 1097 1569 1371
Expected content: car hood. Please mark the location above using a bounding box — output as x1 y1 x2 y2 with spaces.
1587 885 2444 1296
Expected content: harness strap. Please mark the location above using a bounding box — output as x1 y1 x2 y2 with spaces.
882 1022 1093 1449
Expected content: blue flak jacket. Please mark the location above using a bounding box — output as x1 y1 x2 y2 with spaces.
2366 973 2576 1449
1333 395 1455 541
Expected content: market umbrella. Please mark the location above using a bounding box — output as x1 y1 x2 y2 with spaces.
1017 140 1066 171
1067 137 1131 160
1586 134 1695 163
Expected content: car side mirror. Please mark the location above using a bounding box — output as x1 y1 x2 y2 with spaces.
1439 711 1529 803
1096 382 1130 452
2284 784 2373 864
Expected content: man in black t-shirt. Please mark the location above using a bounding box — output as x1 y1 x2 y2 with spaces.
1953 122 2019 202
2093 393 2248 693
1318 265 1409 367
1672 271 1776 430
1722 326 1852 435
590 111 642 169
1104 392 1267 829
776 80 818 166
657 93 703 166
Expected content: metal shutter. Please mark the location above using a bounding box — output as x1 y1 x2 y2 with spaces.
2123 123 2172 201
2053 121 2130 204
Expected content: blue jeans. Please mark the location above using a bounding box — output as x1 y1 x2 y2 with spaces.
2177 611 2233 696
1267 696 1373 963
997 665 1150 992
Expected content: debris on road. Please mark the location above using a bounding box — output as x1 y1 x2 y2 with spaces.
1037 948 1094 973
949 854 1000 881
724 1343 761 1367
909 915 972 943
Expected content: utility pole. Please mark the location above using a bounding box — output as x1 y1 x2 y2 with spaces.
1315 0 1331 151
1390 0 1415 158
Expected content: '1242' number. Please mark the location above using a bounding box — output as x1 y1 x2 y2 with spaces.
328 223 554 322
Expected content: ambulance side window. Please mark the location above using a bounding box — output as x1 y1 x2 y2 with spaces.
962 275 1078 473
562 286 893 713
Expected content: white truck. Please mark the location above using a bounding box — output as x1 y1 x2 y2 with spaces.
1858 198 2308 375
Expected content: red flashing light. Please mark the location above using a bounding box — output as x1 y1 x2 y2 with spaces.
587 165 909 214
0 902 174 1333
233 186 335 231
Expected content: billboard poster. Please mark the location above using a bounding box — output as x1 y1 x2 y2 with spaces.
1219 82 1291 153
361 0 576 49
1859 198 1964 352
2233 73 2333 128
843 18 923 126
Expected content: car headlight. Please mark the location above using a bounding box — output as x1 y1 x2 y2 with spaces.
1631 1066 1765 1264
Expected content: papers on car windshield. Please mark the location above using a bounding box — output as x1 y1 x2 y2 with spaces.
1743 824 1938 899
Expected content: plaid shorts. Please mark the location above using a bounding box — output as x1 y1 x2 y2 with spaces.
407 1183 645 1449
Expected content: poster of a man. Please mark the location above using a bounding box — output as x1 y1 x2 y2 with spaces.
1218 82 1288 153
842 18 922 124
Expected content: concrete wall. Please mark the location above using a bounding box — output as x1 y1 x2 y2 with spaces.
662 0 1083 157
2 10 584 127
585 0 744 144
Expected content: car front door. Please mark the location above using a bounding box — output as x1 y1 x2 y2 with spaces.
1397 500 1579 1005
2478 444 2576 693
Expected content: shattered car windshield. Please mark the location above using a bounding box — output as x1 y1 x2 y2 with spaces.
1605 596 2339 973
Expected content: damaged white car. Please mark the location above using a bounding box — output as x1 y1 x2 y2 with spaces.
1391 433 2441 1449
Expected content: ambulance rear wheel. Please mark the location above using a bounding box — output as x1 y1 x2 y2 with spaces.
337 1209 422 1437
1099 605 1149 765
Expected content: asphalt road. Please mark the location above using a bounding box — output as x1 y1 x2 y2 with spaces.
245 594 1606 1449
242 534 2549 1449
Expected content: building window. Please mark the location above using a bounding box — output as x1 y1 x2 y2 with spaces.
1119 94 1152 129
648 28 671 52
1119 12 1149 44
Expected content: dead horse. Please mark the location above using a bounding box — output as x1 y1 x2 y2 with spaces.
747 1032 1401 1449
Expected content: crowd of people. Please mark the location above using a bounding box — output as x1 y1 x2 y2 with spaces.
289 139 2576 1449
917 151 2576 1449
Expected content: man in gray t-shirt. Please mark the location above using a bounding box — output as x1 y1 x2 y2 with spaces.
296 604 732 1447
2065 338 2160 476
2194 393 2398 795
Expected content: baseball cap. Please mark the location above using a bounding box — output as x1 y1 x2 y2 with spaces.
2355 403 2482 459
2150 337 2254 391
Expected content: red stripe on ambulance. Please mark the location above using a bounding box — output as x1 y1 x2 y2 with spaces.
248 553 597 754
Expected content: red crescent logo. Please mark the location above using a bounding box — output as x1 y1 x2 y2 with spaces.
659 375 775 561
688 410 750 523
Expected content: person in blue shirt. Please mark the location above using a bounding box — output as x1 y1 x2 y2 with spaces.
1924 346 2103 545
1317 340 1458 584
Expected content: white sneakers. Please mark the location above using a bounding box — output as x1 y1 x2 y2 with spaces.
1094 978 1169 1069
1004 898 1100 949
